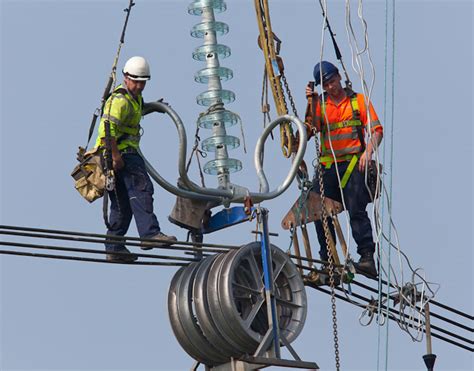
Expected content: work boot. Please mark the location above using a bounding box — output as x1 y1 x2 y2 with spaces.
141 232 178 250
353 252 377 278
316 264 340 287
106 249 138 263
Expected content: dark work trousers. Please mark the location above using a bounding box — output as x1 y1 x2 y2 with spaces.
105 153 161 253
312 160 375 261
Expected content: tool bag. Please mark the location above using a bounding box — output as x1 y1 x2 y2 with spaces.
71 147 105 203
367 160 382 201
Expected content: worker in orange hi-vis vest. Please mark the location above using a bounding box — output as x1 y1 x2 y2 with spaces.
303 61 383 278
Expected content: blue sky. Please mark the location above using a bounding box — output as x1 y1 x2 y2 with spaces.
1 0 472 370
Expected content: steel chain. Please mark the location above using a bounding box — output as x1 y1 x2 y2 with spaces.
282 73 299 118
312 126 341 370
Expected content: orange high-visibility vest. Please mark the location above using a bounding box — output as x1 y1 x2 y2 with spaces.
304 91 382 166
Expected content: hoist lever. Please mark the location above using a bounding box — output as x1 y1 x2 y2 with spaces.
318 0 342 60
120 1 135 44
318 0 352 88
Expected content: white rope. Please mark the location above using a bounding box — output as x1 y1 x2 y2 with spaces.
340 0 442 349
318 0 354 260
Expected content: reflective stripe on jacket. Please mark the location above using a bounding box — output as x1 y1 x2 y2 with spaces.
304 91 382 165
94 85 143 151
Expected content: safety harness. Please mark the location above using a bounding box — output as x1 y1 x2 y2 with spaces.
318 90 366 188
100 86 143 151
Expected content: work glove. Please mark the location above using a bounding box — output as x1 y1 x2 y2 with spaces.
142 99 170 115
156 98 170 114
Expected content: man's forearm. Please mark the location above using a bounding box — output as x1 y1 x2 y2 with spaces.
110 138 121 162
366 131 383 155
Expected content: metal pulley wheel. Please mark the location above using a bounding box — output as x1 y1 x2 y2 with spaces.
168 242 307 366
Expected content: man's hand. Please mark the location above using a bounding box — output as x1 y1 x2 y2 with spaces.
156 98 170 113
359 132 382 172
113 154 125 172
358 149 372 172
290 132 300 153
306 82 315 98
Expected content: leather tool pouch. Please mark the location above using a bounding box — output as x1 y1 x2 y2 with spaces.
71 147 106 203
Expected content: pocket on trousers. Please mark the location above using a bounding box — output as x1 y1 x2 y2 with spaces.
129 167 153 194
130 170 147 192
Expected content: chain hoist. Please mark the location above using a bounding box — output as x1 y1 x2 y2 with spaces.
254 0 295 157
310 91 341 369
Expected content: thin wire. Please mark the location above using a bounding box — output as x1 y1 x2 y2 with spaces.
337 1 437 344
383 0 396 367
379 0 390 365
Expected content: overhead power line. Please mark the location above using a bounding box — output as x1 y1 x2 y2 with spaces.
308 282 474 353
0 224 472 353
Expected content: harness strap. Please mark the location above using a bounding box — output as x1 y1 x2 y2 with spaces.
347 92 367 153
320 153 360 168
340 154 359 188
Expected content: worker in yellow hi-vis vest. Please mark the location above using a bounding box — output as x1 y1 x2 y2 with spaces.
304 61 383 277
95 56 177 263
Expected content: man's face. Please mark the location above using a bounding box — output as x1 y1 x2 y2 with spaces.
322 74 343 96
124 76 146 97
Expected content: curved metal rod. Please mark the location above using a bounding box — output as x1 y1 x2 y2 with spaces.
248 115 307 202
142 102 223 202
143 102 233 199
142 102 307 204
140 149 218 201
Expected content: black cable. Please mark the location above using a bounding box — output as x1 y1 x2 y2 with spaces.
291 255 344 268
430 299 474 321
0 250 186 266
0 230 232 255
331 284 474 346
308 283 474 352
373 274 473 322
295 261 473 335
300 264 473 346
352 280 474 333
0 241 197 263
0 224 240 249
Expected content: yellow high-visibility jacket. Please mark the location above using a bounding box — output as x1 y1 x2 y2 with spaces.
95 85 143 151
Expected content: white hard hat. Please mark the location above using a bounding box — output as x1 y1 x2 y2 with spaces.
123 56 151 81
